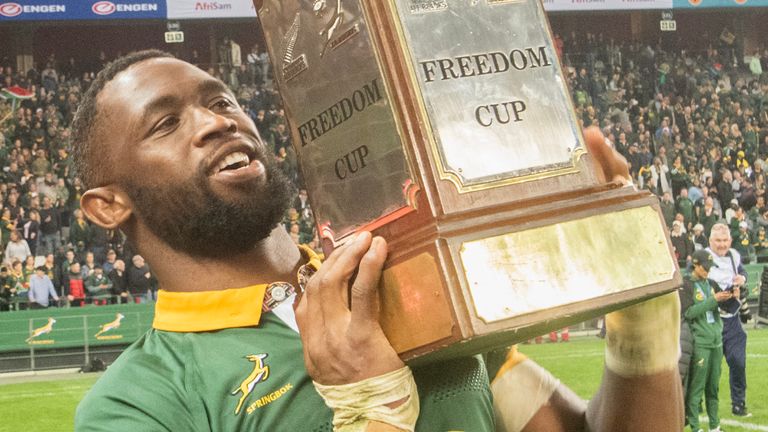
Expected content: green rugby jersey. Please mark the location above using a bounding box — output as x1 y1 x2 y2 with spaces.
75 272 494 431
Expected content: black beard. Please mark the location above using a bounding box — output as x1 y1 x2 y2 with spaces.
124 156 293 258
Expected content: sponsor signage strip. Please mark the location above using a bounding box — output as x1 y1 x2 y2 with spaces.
2 0 767 21
0 0 166 21
0 304 154 352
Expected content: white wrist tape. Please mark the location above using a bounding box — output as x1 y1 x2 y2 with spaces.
491 358 560 432
604 292 680 377
313 366 419 432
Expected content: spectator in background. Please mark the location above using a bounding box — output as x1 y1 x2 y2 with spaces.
85 265 112 305
38 195 61 256
676 187 695 231
4 230 31 265
28 266 59 309
127 255 153 303
58 249 76 292
69 208 91 255
0 208 18 247
102 249 117 274
670 220 693 268
692 223 708 251
0 267 12 311
66 261 85 307
108 259 128 304
698 197 720 238
749 51 763 77
659 191 675 228
9 260 27 304
81 251 96 279
41 253 58 294
22 209 40 257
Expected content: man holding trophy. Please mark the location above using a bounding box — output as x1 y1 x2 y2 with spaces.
74 1 683 431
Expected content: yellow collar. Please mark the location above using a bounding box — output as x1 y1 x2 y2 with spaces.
152 245 322 332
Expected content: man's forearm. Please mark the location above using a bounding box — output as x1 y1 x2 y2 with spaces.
587 369 683 431
587 293 684 431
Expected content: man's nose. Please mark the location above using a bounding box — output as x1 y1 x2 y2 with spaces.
192 108 238 147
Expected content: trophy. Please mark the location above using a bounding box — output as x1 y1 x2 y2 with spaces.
253 0 681 362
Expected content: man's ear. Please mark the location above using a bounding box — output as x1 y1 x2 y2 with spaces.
81 187 133 230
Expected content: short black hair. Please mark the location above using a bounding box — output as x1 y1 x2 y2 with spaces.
71 49 174 189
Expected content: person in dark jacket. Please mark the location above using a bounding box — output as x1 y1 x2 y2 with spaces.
39 195 61 256
682 250 734 432
108 259 129 304
126 255 154 303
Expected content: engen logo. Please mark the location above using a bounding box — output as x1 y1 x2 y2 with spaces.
92 1 159 15
0 3 21 17
92 1 116 15
0 3 21 16
0 2 65 16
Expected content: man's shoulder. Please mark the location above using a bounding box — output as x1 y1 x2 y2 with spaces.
75 332 199 431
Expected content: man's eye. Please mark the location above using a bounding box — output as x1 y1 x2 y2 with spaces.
213 99 236 110
154 117 179 133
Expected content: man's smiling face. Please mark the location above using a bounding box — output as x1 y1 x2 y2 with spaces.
95 57 292 257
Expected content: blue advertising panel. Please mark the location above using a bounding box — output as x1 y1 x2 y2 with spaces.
0 1 68 20
0 0 166 21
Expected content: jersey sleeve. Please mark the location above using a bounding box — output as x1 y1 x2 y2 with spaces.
75 350 202 432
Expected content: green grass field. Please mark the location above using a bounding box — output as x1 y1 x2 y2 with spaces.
518 328 768 432
1 329 765 432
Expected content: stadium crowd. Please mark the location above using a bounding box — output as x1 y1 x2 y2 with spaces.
558 32 767 268
0 32 765 310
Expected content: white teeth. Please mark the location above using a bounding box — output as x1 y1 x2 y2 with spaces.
218 152 250 172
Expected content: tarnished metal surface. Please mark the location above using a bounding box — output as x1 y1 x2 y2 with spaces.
258 1 412 239
379 252 455 353
460 206 677 323
392 0 584 190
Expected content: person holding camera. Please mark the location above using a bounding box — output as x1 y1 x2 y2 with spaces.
706 223 753 417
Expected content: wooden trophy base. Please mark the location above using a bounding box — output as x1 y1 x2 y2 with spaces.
374 184 679 363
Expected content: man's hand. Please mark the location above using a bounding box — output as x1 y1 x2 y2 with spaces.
583 126 630 184
733 274 746 287
714 290 733 302
731 286 740 300
295 231 404 385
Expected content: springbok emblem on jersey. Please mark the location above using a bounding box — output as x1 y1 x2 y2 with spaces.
232 354 270 415
95 313 125 338
26 317 56 343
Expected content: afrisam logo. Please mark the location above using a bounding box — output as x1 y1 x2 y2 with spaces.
26 317 56 344
232 354 270 415
94 313 125 340
688 0 702 5
195 1 233 10
0 3 22 17
92 1 116 15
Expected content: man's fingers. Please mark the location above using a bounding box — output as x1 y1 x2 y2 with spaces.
315 232 374 316
583 126 630 184
350 236 387 327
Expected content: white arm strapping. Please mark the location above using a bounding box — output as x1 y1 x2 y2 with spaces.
491 358 560 432
604 292 680 377
313 366 419 432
